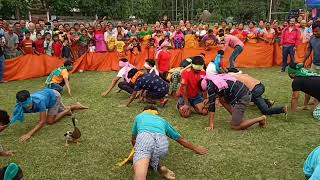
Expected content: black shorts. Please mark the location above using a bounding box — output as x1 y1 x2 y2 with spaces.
146 90 167 99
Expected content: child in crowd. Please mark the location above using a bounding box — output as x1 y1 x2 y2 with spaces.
115 34 126 54
88 39 96 52
132 105 208 180
62 39 73 61
20 31 33 55
52 34 63 58
101 58 135 97
44 32 53 56
70 29 80 60
33 32 45 55
127 37 141 55
45 60 73 96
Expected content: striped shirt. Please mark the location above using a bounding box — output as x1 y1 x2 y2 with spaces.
207 80 249 112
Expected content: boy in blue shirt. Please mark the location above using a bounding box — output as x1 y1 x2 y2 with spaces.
132 105 208 180
10 89 88 142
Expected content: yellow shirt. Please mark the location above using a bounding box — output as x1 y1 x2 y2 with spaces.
115 41 126 53
51 69 69 84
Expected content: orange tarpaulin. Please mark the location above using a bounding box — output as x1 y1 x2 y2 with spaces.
3 43 312 82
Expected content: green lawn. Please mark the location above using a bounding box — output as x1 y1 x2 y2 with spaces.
0 67 319 180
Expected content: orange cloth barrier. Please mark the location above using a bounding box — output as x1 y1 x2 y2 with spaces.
3 43 313 81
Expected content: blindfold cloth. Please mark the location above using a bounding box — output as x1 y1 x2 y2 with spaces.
10 97 33 125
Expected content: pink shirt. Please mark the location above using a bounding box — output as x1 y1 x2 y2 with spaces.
223 34 244 51
280 26 301 47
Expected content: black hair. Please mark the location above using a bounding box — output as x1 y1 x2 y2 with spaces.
52 19 58 22
143 105 158 111
38 18 44 22
159 39 165 47
218 29 224 33
225 27 231 32
44 32 51 36
120 58 128 62
52 34 59 38
53 27 59 31
312 21 320 30
16 90 30 102
191 56 205 66
14 22 20 26
217 50 224 55
146 59 156 67
127 68 138 79
221 20 227 24
36 32 42 36
0 110 10 126
197 78 205 91
74 23 79 26
249 21 256 26
64 60 73 67
208 29 213 33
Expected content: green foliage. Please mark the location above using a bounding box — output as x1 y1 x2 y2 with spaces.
0 0 305 22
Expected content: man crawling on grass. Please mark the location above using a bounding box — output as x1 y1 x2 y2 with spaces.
131 105 208 180
9 88 88 142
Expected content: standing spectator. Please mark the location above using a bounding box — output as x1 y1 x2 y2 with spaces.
28 23 37 41
79 29 89 56
201 29 217 50
280 18 301 72
69 28 80 59
14 22 24 48
62 39 73 61
273 20 282 43
52 34 63 58
35 23 44 35
38 19 45 29
94 23 107 53
173 28 184 49
303 21 320 73
4 24 19 59
33 32 45 55
20 31 33 55
247 21 259 43
19 20 28 33
52 19 59 29
44 32 53 56
0 19 4 36
231 23 248 42
300 20 311 44
261 22 275 44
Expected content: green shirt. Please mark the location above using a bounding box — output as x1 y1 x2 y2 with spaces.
132 112 182 140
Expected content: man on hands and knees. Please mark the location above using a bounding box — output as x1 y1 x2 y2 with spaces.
177 56 208 118
125 69 169 107
132 105 208 180
199 74 267 130
11 89 88 142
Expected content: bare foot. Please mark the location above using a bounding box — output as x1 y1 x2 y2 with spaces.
283 105 288 120
259 116 267 128
159 166 175 180
75 102 89 109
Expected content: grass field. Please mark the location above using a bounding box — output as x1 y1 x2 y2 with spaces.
0 67 319 180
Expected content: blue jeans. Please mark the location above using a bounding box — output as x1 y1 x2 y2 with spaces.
282 45 295 71
229 45 243 68
0 55 4 81
251 84 284 115
49 83 64 94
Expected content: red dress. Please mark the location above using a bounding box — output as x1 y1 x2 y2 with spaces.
33 40 45 54
52 41 63 57
156 50 171 73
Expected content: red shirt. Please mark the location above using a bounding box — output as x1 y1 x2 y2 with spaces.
280 27 301 47
33 40 45 54
52 41 63 57
178 68 206 98
156 50 171 73
21 39 33 54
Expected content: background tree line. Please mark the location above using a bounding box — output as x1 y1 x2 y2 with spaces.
0 0 305 23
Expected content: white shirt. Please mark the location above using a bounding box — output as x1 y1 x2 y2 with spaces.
117 66 133 78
